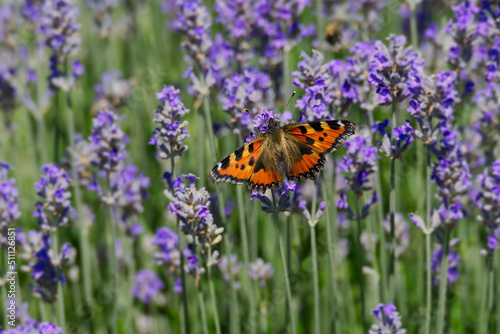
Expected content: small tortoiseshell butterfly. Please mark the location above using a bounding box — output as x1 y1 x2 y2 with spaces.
209 118 356 192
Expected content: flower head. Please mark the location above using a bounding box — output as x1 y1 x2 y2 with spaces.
248 258 274 288
369 303 407 334
0 161 21 239
149 85 190 160
430 238 461 287
152 227 180 276
218 254 243 290
132 270 165 304
33 164 72 232
93 71 137 113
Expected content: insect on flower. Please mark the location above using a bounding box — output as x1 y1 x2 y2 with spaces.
209 115 356 192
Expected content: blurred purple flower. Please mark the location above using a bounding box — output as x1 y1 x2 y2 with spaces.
430 238 461 287
382 213 410 257
152 227 181 277
248 258 274 288
149 85 190 160
33 164 73 232
93 71 137 113
132 270 165 304
89 110 128 173
0 161 21 241
87 0 118 38
369 303 407 334
346 42 378 113
218 254 243 290
39 0 82 91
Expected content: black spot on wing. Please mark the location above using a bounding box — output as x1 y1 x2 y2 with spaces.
236 164 239 168
326 120 341 130
319 137 324 142
248 143 254 153
323 133 328 137
299 144 314 156
253 158 265 173
311 123 323 132
240 164 245 170
298 125 308 134
220 157 230 170
234 146 244 161
306 137 315 145
249 156 255 166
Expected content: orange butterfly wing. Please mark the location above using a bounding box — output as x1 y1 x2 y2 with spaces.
208 136 282 191
283 120 355 181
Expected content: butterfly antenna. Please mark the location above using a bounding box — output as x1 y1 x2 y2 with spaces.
280 91 296 120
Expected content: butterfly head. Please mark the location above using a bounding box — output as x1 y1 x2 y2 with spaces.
267 117 281 134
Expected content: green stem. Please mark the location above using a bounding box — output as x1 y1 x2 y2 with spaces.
322 177 340 333
202 96 239 333
1 283 7 328
389 100 397 300
282 42 291 99
271 192 296 334
436 227 451 333
409 0 419 49
487 253 495 334
354 196 367 332
425 144 432 334
170 157 190 334
367 111 388 303
64 91 92 313
107 205 118 334
315 0 325 54
198 286 209 334
496 250 500 334
51 231 66 332
236 186 257 334
310 224 320 334
207 254 222 334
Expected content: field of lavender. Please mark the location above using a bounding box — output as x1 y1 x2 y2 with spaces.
1 0 499 333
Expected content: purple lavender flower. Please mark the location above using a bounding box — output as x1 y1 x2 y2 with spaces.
93 71 137 113
149 85 190 160
132 270 165 304
430 124 471 229
219 69 275 138
0 161 21 243
164 174 223 257
248 258 274 288
474 160 500 253
33 164 73 232
39 0 83 91
152 227 181 276
62 134 97 188
252 179 298 212
408 70 459 120
218 254 243 290
444 2 479 73
3 321 64 334
430 238 461 287
298 200 326 227
375 119 414 160
369 303 407 334
89 110 128 172
368 34 423 105
30 234 74 303
105 165 150 237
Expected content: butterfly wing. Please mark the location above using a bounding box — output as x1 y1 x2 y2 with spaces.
283 120 355 181
208 135 283 192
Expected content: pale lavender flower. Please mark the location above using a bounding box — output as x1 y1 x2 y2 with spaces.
218 254 243 290
86 0 118 38
248 258 274 288
132 270 165 304
382 213 410 257
93 71 137 113
375 119 414 160
152 227 180 276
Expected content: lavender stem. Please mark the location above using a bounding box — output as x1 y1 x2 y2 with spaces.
207 250 222 334
271 191 296 334
51 231 66 332
436 226 451 333
425 143 432 334
389 98 397 301
355 196 367 332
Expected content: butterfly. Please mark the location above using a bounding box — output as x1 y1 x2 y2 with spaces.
208 118 356 192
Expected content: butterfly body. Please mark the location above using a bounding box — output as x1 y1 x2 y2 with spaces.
209 118 356 192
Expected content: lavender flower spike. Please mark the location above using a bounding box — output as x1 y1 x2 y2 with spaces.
149 85 190 160
248 258 274 288
369 303 407 334
0 161 21 241
132 270 165 304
